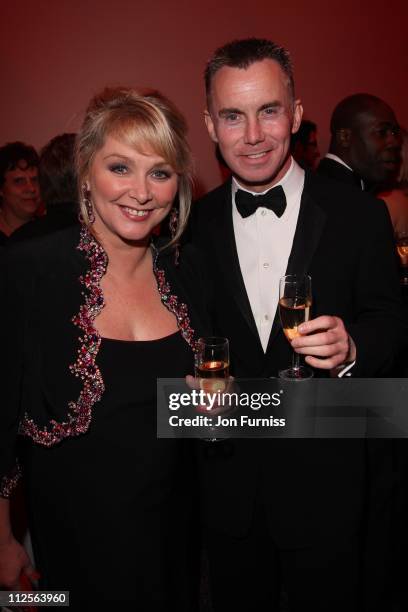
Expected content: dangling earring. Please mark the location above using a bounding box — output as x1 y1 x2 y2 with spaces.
81 185 95 225
169 207 180 265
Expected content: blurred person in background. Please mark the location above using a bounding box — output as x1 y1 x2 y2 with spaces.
318 93 401 192
378 127 408 235
9 133 79 243
291 119 320 170
0 142 40 246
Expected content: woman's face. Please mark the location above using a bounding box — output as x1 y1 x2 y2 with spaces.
86 134 178 246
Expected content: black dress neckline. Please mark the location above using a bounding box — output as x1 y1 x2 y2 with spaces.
100 330 181 344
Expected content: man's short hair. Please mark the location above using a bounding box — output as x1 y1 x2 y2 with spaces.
0 141 39 187
39 133 78 207
205 37 295 103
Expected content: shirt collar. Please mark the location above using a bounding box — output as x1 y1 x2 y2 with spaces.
325 153 354 173
325 153 365 189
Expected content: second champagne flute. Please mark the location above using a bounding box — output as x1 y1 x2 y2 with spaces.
195 337 229 392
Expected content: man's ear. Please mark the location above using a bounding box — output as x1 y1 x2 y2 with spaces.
291 99 303 134
204 109 218 144
336 128 351 149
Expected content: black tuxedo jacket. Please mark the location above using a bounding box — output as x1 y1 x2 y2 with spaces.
191 171 406 545
317 156 363 189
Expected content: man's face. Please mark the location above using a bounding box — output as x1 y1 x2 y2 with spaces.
348 105 401 185
205 59 303 192
0 161 40 221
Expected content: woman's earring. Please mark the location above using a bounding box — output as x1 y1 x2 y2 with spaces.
82 186 95 224
169 207 180 265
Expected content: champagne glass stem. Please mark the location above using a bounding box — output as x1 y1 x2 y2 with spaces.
292 349 300 371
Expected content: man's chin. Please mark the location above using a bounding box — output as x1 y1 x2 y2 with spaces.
233 169 284 191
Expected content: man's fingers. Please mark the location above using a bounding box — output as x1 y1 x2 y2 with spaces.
305 355 343 369
185 374 200 390
292 330 339 349
298 315 338 335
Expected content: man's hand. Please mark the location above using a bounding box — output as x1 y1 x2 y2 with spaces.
291 315 356 370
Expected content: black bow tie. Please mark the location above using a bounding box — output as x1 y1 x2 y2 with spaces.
235 185 286 218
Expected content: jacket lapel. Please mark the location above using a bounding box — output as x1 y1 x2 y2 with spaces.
213 181 261 344
265 180 327 354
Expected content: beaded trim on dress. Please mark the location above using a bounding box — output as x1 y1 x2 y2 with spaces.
152 244 197 353
18 225 107 447
17 228 197 449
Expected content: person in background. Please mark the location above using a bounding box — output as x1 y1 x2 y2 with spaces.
378 127 408 234
0 142 40 246
291 119 320 170
317 93 401 192
0 87 208 611
9 133 79 243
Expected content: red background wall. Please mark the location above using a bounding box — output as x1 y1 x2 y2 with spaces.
1 0 407 194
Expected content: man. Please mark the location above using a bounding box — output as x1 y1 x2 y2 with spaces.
317 93 401 191
0 142 40 245
192 38 404 611
291 119 320 170
9 133 78 243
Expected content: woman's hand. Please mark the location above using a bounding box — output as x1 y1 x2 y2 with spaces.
0 534 36 589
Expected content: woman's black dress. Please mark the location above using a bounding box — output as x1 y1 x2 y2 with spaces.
23 331 198 610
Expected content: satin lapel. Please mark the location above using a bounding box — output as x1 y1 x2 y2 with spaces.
265 186 327 353
213 182 260 342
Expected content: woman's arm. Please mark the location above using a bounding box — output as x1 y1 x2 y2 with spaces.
0 498 35 589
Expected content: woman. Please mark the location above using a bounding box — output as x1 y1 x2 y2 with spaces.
0 87 209 610
378 128 408 235
0 141 41 245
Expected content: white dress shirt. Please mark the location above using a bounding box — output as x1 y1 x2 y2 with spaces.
232 157 355 377
232 158 304 352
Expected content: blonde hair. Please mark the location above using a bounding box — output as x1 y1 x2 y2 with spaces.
76 86 193 245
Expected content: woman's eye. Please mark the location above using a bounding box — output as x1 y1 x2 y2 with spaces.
109 164 128 175
151 169 171 180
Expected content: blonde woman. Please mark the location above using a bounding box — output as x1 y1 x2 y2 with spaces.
0 88 208 610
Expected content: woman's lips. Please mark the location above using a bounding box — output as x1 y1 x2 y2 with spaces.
119 205 152 221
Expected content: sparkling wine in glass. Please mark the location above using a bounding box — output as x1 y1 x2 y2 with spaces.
195 337 229 392
279 274 313 380
195 337 230 442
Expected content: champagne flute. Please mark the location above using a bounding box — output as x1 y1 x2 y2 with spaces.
279 274 313 380
195 337 230 442
195 337 229 392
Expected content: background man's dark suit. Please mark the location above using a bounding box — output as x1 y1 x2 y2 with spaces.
317 156 363 188
192 170 405 610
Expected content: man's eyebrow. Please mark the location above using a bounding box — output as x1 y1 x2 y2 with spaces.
218 107 242 118
258 101 282 111
218 101 283 118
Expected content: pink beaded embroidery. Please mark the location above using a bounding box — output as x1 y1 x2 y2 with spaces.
17 229 197 453
19 226 107 447
152 246 197 353
0 463 22 499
